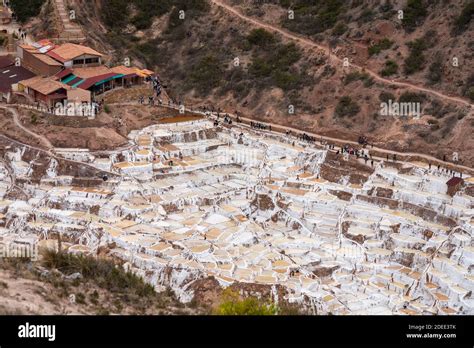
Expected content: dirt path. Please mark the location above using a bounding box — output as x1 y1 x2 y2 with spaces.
4 100 471 175
228 113 474 173
210 0 473 108
0 105 54 150
116 101 472 173
107 100 474 171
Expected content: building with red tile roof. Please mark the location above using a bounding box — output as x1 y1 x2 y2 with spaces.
16 40 155 107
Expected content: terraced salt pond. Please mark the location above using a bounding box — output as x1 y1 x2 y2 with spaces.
0 118 473 315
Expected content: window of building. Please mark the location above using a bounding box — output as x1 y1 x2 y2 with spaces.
85 57 99 64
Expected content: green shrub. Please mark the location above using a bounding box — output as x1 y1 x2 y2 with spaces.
398 91 426 104
282 0 344 36
468 86 474 102
380 60 398 76
189 55 223 94
453 1 474 35
249 42 302 89
101 0 129 30
426 53 443 84
103 0 207 31
344 71 370 85
335 96 360 117
214 289 278 315
332 22 347 36
368 38 393 56
273 43 301 67
10 0 45 23
463 73 474 101
358 8 374 23
89 290 99 305
402 0 427 32
404 38 427 74
379 91 395 103
249 57 272 77
273 70 301 90
75 292 86 305
132 0 173 29
379 0 394 13
247 28 275 47
363 77 374 87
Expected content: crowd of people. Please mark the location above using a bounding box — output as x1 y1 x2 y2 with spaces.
250 121 271 131
136 76 166 106
146 76 162 97
299 133 315 143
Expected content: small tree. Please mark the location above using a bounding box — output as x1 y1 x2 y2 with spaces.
214 289 279 315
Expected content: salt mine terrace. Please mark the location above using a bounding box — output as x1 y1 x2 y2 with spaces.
0 114 473 315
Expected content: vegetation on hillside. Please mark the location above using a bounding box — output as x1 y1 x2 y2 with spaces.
213 288 303 315
358 8 375 24
368 38 393 56
247 34 304 91
401 0 427 32
404 38 427 75
379 91 396 103
10 0 45 23
128 21 310 103
214 289 278 315
41 249 155 297
426 53 444 84
0 249 187 315
464 73 474 101
453 1 474 35
281 0 345 36
344 71 371 85
76 0 471 154
102 0 209 32
331 22 347 36
335 96 360 118
380 60 398 77
189 55 223 95
398 91 426 104
247 28 276 47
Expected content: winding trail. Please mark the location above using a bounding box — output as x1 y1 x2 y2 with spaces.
211 0 473 108
0 105 54 151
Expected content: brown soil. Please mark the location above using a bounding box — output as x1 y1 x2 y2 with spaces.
3 91 204 150
320 151 374 185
